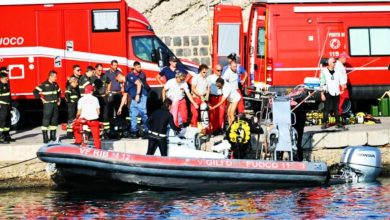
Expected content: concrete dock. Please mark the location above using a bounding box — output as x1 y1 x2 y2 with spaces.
0 117 389 189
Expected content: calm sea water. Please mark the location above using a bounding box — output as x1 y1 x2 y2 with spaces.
0 178 388 219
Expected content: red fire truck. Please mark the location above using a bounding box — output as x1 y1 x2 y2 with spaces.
0 0 198 127
213 0 390 103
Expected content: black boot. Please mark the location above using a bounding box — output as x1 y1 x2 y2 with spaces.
42 130 49 144
0 132 9 144
50 130 57 141
3 131 15 142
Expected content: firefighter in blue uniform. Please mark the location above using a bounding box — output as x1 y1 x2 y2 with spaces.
33 70 61 143
0 68 13 144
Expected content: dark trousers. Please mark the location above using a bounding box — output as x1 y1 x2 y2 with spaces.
42 103 58 131
323 93 340 124
67 102 77 132
292 105 306 161
0 104 10 131
107 93 126 120
147 136 168 156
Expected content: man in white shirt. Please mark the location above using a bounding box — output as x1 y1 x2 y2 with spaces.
162 71 199 127
207 64 225 134
335 52 349 115
73 85 101 148
320 57 344 129
222 61 245 114
190 64 210 128
210 78 241 126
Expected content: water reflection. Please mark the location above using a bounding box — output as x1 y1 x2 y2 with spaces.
0 179 388 218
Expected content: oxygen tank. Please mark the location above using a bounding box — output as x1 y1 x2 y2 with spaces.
200 102 209 129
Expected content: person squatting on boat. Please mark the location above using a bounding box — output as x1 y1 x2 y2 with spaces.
146 98 181 156
72 85 101 149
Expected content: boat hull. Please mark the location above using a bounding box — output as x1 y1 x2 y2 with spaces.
37 144 329 190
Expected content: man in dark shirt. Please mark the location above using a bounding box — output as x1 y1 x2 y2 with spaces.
94 63 111 137
118 61 149 138
66 65 82 88
156 56 180 85
105 60 126 128
79 66 97 95
0 69 12 144
146 98 181 156
33 70 61 143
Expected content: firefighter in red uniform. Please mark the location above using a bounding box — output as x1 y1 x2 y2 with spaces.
73 85 101 148
0 68 13 144
33 70 61 143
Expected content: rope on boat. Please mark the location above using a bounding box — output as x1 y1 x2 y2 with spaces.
0 157 38 170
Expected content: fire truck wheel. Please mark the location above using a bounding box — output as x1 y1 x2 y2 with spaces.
10 106 21 129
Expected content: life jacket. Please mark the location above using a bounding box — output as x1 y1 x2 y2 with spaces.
228 120 251 144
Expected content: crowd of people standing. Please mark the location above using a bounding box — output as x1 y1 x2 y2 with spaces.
28 52 247 149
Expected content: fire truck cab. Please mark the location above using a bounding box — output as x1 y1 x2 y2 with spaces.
213 0 390 101
0 0 198 127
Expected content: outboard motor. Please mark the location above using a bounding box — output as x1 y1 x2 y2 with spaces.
340 146 382 183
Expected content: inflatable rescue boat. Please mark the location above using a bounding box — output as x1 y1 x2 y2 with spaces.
37 143 329 190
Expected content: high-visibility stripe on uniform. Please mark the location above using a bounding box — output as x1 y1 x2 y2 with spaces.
79 82 90 88
41 126 48 131
35 87 43 91
44 100 58 104
0 92 10 96
103 122 110 130
0 101 10 105
2 127 9 132
41 91 58 95
49 126 57 130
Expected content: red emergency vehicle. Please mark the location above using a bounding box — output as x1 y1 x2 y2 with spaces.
0 0 198 126
213 0 390 101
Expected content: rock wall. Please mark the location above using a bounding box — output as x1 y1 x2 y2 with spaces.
127 0 253 66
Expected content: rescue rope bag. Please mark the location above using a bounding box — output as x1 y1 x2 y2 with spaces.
228 120 251 144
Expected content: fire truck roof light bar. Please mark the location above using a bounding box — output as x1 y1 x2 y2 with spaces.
255 0 390 3
0 0 121 6
294 5 390 13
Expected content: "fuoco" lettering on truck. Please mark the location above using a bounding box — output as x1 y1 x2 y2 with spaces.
0 37 24 46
